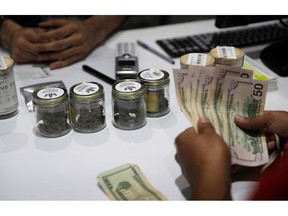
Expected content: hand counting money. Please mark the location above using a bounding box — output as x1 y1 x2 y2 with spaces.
173 64 269 166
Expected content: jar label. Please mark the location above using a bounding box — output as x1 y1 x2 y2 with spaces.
73 82 99 96
115 81 141 92
0 72 18 114
140 69 164 80
37 87 64 99
216 46 236 59
187 53 207 66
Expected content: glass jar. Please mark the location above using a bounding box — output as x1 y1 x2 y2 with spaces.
32 86 71 138
112 79 146 130
138 68 170 117
70 82 106 133
0 56 18 119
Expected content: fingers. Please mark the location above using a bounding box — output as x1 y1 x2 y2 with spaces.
234 113 270 131
11 48 38 63
34 36 71 52
37 44 88 69
38 19 70 28
33 27 85 53
176 116 216 148
175 116 217 156
23 28 47 44
37 19 80 42
175 127 197 147
197 116 216 135
49 53 83 69
13 19 91 67
234 111 288 134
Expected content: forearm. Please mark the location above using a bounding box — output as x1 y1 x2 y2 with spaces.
0 18 22 50
191 172 232 200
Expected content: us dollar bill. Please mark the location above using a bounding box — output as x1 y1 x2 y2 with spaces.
209 65 253 135
97 163 167 200
221 76 269 166
173 68 193 123
195 66 216 129
188 66 206 127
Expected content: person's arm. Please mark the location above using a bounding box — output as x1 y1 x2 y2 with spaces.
34 15 126 69
175 116 232 200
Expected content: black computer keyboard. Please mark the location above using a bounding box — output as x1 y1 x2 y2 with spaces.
156 23 288 58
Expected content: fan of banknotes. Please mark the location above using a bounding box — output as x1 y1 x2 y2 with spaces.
173 64 269 167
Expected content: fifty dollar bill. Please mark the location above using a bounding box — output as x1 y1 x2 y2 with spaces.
221 76 269 166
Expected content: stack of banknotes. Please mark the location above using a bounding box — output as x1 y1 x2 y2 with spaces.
173 64 269 167
97 163 167 200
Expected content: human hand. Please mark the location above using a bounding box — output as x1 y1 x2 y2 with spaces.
175 116 232 200
234 111 288 153
31 18 96 69
1 16 124 69
33 16 125 69
0 19 45 63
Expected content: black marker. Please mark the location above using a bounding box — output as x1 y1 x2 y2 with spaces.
82 65 116 85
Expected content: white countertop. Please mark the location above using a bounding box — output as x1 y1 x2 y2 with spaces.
1 18 288 201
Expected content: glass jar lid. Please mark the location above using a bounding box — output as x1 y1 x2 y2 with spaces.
0 56 14 76
70 82 104 103
33 86 68 107
112 79 146 100
138 68 170 86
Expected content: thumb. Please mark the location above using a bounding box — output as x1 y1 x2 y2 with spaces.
197 116 215 135
234 114 268 131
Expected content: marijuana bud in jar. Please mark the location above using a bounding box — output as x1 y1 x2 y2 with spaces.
112 79 146 130
32 86 71 137
70 82 106 133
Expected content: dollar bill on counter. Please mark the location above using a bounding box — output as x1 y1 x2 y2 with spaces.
97 163 167 200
